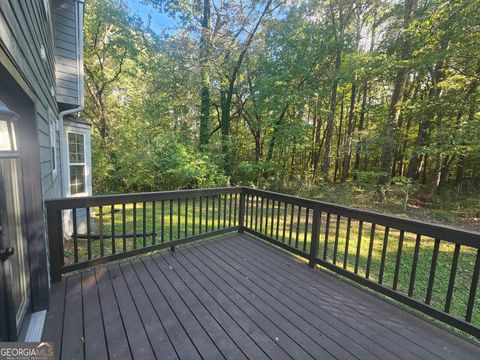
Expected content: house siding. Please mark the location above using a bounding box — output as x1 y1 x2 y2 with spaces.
53 0 81 108
0 0 62 199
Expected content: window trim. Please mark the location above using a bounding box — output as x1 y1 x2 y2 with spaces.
66 131 86 196
49 111 57 177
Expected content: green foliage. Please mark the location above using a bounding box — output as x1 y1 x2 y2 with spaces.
83 0 480 208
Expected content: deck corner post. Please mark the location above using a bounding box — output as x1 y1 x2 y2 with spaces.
238 190 246 233
46 205 64 283
308 207 321 269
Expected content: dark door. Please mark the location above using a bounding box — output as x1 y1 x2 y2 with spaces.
0 153 31 341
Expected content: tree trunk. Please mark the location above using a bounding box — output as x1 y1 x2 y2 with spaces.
342 81 357 181
199 0 211 148
377 0 416 187
334 92 345 181
354 81 368 178
323 46 342 181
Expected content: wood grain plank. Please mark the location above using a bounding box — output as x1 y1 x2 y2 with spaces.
61 274 84 360
95 267 132 360
81 270 108 360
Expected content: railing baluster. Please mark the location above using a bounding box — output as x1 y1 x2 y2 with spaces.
255 196 259 231
276 200 281 240
152 202 156 245
205 196 209 233
260 197 265 233
111 205 115 254
192 197 196 235
408 234 421 296
308 207 321 268
354 221 363 274
378 227 389 284
445 243 461 313
323 213 331 260
303 208 310 252
426 238 441 305
142 202 147 247
234 193 238 226
185 198 189 237
199 196 203 234
99 206 104 257
333 215 341 265
161 200 165 243
177 199 181 239
238 192 245 232
212 195 215 231
122 204 126 251
133 203 137 249
218 194 222 230
223 194 227 228
169 199 173 241
288 204 294 246
282 202 287 242
228 193 232 227
265 198 269 234
244 194 249 228
392 230 405 290
270 200 275 238
249 194 253 227
295 206 301 248
466 249 480 322
73 209 78 263
343 218 351 270
365 223 376 279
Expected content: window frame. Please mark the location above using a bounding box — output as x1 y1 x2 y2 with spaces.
66 131 86 196
49 110 57 176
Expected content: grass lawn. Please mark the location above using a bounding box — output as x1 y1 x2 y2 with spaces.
244 198 480 330
63 193 480 333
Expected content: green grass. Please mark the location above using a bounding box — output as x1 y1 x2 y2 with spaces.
243 199 480 330
64 196 238 264
63 195 480 334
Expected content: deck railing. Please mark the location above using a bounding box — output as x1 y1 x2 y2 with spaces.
46 187 243 282
45 187 480 338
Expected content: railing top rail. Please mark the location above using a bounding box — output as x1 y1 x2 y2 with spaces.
45 187 242 211
244 187 480 248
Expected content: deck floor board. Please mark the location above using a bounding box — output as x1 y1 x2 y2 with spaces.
43 233 480 360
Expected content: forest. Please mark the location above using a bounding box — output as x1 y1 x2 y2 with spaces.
83 0 480 227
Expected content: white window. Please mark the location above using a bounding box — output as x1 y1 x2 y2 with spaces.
67 132 86 195
49 113 57 175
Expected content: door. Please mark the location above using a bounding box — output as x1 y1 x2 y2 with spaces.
0 134 30 341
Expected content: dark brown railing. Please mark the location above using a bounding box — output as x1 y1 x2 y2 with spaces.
46 187 243 282
45 187 480 338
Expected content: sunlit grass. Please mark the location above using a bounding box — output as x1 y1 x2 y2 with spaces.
243 199 480 328
63 196 479 328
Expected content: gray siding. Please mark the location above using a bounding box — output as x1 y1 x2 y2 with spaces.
0 0 62 199
53 0 80 107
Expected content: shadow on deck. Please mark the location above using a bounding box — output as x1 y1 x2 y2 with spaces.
42 233 480 360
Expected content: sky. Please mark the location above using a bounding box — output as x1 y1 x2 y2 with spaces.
125 0 179 34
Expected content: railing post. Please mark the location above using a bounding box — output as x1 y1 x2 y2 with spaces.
46 205 64 283
238 189 246 233
308 207 321 268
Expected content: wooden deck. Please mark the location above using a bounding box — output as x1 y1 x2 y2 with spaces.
42 233 480 360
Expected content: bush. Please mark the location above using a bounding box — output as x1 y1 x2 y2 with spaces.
116 135 227 192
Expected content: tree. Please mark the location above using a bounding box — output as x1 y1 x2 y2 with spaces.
377 0 417 189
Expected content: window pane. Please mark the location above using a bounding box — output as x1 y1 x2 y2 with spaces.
70 165 85 194
68 133 84 163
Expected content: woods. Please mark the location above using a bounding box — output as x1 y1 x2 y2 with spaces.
83 0 480 206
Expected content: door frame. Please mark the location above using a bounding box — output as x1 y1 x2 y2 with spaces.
0 57 50 340
0 171 22 341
